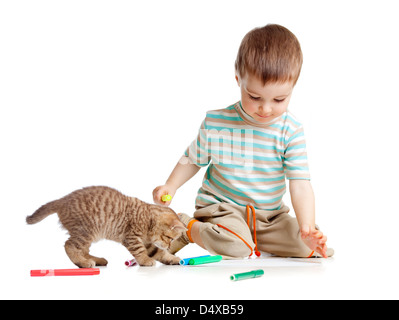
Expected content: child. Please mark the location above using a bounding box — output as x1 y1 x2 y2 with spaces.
153 24 333 259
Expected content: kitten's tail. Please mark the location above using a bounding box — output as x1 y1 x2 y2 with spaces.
26 199 61 224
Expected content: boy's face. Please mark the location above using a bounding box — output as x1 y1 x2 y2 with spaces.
236 73 294 123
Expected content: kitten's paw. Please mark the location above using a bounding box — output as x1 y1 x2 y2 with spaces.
161 255 181 265
137 257 156 267
168 256 181 265
77 260 96 268
95 258 108 266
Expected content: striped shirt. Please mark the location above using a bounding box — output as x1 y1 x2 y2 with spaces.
183 101 310 211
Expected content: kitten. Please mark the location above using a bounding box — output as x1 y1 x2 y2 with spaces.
26 186 186 267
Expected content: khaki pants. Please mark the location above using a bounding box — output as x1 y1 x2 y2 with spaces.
193 203 316 259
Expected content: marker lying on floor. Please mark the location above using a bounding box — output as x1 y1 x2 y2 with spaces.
188 255 223 265
125 259 138 267
179 255 211 265
30 268 100 277
230 269 264 281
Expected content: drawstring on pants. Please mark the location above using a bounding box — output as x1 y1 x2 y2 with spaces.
246 204 261 257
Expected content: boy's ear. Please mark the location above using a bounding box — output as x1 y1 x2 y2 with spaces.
235 74 241 87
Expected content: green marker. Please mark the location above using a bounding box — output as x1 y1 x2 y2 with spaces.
188 255 223 265
230 269 264 281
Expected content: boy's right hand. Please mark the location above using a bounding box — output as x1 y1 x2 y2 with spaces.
152 184 176 206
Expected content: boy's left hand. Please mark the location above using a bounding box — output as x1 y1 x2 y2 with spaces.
300 225 328 258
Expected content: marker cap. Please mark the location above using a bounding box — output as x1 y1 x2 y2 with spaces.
161 195 172 202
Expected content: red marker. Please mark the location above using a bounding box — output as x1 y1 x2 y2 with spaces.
30 268 100 277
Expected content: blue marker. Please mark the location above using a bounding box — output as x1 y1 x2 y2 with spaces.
179 255 211 265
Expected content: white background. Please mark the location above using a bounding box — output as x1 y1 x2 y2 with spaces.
1 0 399 300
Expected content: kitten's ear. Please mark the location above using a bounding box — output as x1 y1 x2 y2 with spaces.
171 220 188 232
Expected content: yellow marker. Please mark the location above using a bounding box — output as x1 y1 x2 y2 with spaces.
161 195 172 202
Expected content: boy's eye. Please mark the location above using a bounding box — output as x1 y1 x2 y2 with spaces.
249 94 260 101
274 98 285 103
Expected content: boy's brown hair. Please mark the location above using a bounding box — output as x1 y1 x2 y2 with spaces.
235 24 303 85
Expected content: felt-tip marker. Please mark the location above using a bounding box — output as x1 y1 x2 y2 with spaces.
179 255 211 265
188 255 222 265
30 268 100 277
230 269 264 281
125 259 138 267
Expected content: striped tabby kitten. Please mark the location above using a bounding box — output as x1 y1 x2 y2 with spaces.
26 186 186 267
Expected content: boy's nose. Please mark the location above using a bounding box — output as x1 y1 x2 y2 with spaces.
259 105 273 114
